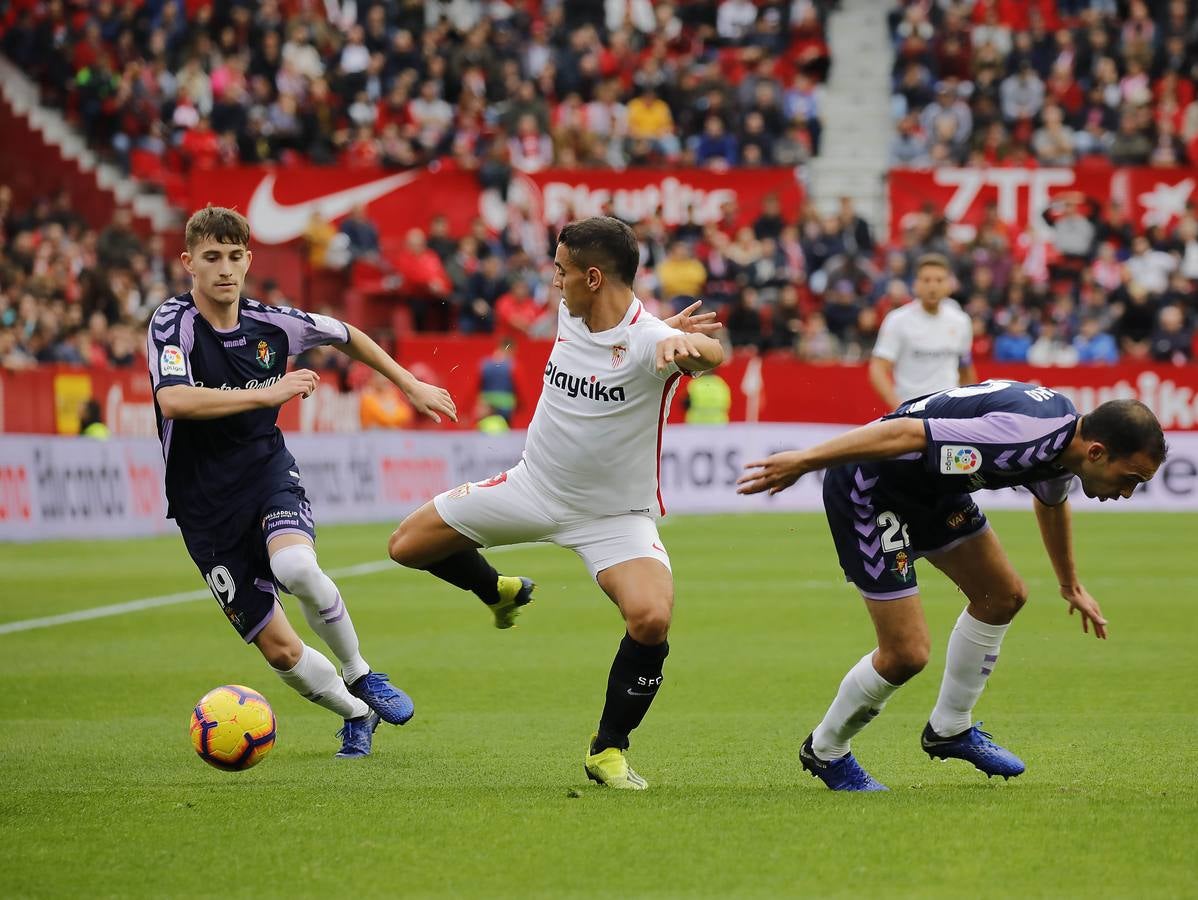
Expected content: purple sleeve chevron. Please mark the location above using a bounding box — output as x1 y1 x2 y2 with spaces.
242 307 350 356
147 306 198 391
927 412 1078 448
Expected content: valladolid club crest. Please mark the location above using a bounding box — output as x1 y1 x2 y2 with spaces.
255 340 276 369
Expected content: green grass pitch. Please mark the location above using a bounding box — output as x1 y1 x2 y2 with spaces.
1 511 1194 898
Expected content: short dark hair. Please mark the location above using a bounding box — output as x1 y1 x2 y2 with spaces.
1079 399 1167 464
185 206 250 251
557 216 639 286
915 253 951 274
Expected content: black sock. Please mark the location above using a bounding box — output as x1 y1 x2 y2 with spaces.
593 633 670 753
424 549 500 604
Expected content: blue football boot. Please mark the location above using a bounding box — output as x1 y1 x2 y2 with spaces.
335 711 381 759
347 672 414 725
921 722 1025 780
799 733 889 792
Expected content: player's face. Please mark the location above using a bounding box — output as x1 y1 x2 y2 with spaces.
914 265 951 305
182 238 251 306
1077 447 1158 502
552 244 597 317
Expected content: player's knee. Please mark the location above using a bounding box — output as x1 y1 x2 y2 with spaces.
625 605 672 645
270 544 322 597
1010 579 1029 615
982 578 1029 622
876 641 929 684
259 633 302 670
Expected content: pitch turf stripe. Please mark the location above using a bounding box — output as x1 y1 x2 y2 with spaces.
0 548 528 637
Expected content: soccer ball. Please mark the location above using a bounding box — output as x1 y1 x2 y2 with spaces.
189 685 277 771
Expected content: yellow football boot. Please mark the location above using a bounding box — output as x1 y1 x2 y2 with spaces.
490 576 534 629
584 734 648 790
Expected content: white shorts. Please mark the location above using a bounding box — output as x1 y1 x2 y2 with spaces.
433 461 671 580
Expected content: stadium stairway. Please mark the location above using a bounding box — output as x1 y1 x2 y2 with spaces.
808 0 894 237
0 54 176 234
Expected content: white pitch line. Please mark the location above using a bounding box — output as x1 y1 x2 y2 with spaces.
0 560 393 636
0 545 532 637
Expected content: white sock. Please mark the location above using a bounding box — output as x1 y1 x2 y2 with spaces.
273 644 370 719
270 544 371 684
811 650 900 760
928 610 1010 738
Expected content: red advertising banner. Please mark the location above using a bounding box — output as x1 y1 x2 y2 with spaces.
5 356 1198 435
188 166 804 245
888 166 1197 240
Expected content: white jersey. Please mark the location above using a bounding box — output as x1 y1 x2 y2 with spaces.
522 298 684 516
872 298 972 403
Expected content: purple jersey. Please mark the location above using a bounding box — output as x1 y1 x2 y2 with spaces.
146 292 348 526
880 379 1079 505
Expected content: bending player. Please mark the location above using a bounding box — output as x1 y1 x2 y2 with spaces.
738 381 1165 790
149 206 457 758
388 216 724 789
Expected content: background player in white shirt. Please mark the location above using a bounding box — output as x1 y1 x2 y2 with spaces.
869 254 976 409
388 216 724 789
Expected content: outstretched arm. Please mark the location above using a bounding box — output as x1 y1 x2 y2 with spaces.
335 323 457 423
1033 496 1108 639
737 417 926 495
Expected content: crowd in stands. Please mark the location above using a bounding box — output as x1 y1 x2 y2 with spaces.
0 0 833 185
1 0 1196 373
888 0 1198 169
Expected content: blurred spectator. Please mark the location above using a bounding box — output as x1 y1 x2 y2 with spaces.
494 278 551 341
79 398 111 439
657 242 708 302
993 316 1033 362
1028 321 1080 367
304 212 340 269
479 340 517 423
1126 236 1176 296
339 205 381 261
461 253 506 334
1150 304 1193 365
359 370 414 429
1073 316 1120 364
1115 283 1156 358
726 287 765 350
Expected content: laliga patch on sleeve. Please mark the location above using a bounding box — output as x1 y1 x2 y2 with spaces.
160 345 186 376
940 445 982 474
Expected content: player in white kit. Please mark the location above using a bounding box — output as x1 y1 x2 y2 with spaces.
388 217 724 789
869 254 976 409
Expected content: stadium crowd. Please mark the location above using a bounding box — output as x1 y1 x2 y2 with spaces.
888 0 1198 169
0 0 1196 371
0 0 833 179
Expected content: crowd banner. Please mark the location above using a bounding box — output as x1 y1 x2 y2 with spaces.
188 165 804 245
2 426 1195 542
5 361 1198 435
888 166 1197 240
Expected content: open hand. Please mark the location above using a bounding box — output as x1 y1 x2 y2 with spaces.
664 298 722 337
736 451 809 496
655 333 706 372
406 380 458 424
1061 582 1107 639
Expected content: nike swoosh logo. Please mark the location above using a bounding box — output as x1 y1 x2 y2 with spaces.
625 689 657 696
651 542 665 552
556 336 570 343
247 171 421 244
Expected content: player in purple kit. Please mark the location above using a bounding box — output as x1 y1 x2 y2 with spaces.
148 207 457 758
738 380 1165 790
